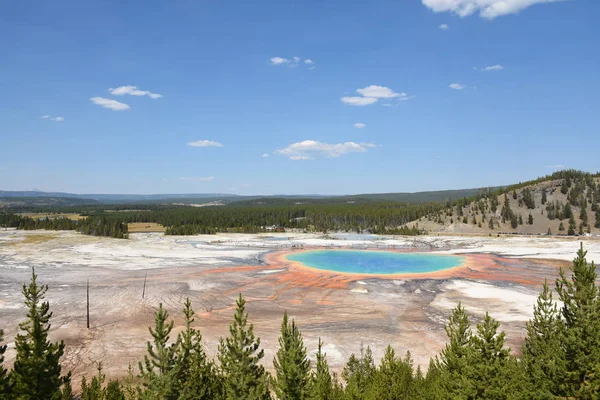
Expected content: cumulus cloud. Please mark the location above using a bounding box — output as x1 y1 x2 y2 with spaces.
179 176 215 181
109 85 162 99
482 64 505 71
422 0 563 19
356 85 404 99
270 57 290 65
341 85 412 106
41 115 50 119
270 56 314 69
439 23 450 30
354 123 366 129
90 97 131 111
186 140 224 147
341 96 379 106
449 83 465 90
262 153 270 158
276 140 376 160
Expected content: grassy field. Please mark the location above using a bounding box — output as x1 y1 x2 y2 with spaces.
127 222 166 233
21 213 85 221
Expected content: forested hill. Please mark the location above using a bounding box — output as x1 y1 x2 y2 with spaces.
415 170 600 236
0 187 503 206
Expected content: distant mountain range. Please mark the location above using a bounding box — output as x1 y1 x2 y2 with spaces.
0 187 501 206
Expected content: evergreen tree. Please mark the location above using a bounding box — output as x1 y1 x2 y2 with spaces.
488 218 494 230
342 345 376 400
437 304 476 398
522 281 564 398
11 268 71 400
174 298 221 400
138 303 177 399
273 311 311 400
555 243 600 398
81 363 126 400
559 222 565 232
309 339 334 400
518 214 524 226
596 210 600 229
511 214 518 229
0 329 10 396
528 213 534 225
218 294 271 400
580 203 588 226
470 313 515 399
366 347 416 400
568 216 576 236
542 189 547 205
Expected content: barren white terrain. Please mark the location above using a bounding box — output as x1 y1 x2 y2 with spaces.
1 229 598 381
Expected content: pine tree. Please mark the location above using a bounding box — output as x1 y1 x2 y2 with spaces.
559 222 565 232
309 339 334 400
174 298 221 400
11 268 71 400
488 218 494 230
528 213 534 225
518 214 524 226
437 304 476 398
138 303 178 399
522 281 564 398
542 189 548 205
0 329 10 396
555 243 600 398
366 347 416 400
273 311 311 400
470 313 515 399
596 210 600 229
342 345 376 400
218 294 271 400
568 216 576 236
581 199 589 226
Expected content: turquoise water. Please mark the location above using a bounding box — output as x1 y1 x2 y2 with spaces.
286 250 464 275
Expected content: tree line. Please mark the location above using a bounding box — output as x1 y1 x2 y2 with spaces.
0 215 128 239
1 245 600 398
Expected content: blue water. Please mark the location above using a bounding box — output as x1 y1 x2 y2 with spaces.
286 250 464 275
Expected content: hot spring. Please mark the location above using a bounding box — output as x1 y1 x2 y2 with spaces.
286 250 465 275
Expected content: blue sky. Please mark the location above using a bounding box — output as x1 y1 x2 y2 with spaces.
1 0 598 195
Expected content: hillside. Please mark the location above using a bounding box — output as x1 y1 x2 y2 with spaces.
414 170 600 236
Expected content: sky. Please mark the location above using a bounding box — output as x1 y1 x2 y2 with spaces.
1 0 599 195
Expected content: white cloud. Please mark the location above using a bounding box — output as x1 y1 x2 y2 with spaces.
449 83 465 90
482 64 505 71
422 0 563 19
545 164 567 169
90 97 131 111
341 96 378 106
262 153 270 158
353 122 366 129
186 140 224 147
356 85 403 99
41 115 64 121
179 176 215 181
341 85 412 106
276 140 376 160
293 56 300 62
270 57 290 65
109 85 162 99
439 23 450 30
304 59 315 64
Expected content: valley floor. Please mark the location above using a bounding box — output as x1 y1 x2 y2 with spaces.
1 229 599 382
